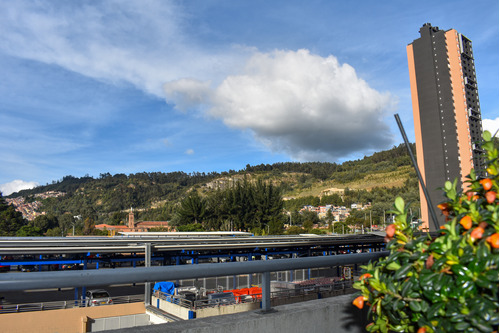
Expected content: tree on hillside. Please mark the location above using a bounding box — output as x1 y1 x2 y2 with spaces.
59 213 75 236
83 217 96 235
252 180 284 234
298 210 321 227
16 225 43 237
285 225 305 235
31 214 59 233
0 193 26 236
175 191 207 226
345 209 367 232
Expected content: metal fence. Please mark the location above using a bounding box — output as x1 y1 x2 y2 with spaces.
0 294 144 314
154 278 355 311
0 251 388 312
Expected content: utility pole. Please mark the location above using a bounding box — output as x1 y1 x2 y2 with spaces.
370 210 372 232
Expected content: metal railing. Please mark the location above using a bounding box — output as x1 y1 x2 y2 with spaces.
0 294 144 314
154 278 356 311
0 251 388 312
155 291 194 309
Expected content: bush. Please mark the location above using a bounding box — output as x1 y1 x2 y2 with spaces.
353 131 499 333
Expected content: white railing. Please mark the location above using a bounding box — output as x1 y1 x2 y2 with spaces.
0 294 144 314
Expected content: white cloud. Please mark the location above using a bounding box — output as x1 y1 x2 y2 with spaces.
0 180 39 196
206 49 395 161
0 3 396 163
483 117 499 136
164 79 212 112
185 149 195 155
0 1 250 97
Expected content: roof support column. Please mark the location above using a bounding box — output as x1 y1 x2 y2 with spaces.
144 243 151 306
261 271 271 312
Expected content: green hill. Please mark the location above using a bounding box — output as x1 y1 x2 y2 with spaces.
3 143 419 235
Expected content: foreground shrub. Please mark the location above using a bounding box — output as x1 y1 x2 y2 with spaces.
353 131 499 332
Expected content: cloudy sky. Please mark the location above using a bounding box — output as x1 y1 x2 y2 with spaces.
0 0 498 195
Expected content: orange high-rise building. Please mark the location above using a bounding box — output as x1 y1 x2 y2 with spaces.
407 23 484 230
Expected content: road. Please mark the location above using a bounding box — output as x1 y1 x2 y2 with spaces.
0 283 144 306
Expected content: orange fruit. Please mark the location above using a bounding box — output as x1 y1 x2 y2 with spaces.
485 191 497 204
417 327 427 333
479 178 493 191
471 227 485 240
487 233 499 249
437 203 449 211
386 224 396 238
352 296 365 309
359 273 372 280
459 216 473 230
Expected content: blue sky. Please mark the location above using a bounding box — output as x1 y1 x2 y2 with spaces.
0 0 498 195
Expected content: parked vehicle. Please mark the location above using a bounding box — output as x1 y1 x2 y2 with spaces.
85 289 113 306
62 263 82 270
19 265 36 272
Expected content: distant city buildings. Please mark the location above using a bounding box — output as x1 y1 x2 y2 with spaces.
407 23 484 230
5 191 64 221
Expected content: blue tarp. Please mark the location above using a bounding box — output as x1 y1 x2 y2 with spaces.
153 281 175 295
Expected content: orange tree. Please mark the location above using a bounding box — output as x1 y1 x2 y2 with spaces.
353 131 499 333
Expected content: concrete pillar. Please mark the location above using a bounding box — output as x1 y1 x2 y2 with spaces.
145 243 151 306
261 271 271 312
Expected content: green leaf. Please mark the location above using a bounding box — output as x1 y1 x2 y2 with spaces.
444 181 453 191
394 263 413 280
386 261 401 271
451 264 472 279
428 241 445 254
409 301 422 312
483 130 491 141
454 321 470 330
427 302 444 320
420 272 439 287
433 273 447 291
394 197 405 214
485 269 499 282
470 315 493 333
422 288 440 303
470 168 477 181
475 275 495 289
476 243 490 259
420 300 429 313
401 279 413 297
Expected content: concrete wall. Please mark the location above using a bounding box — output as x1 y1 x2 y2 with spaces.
107 294 369 333
196 302 260 319
152 296 193 320
153 288 355 320
1 303 145 333
90 314 151 332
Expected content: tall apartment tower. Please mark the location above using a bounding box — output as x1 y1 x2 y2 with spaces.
407 23 484 230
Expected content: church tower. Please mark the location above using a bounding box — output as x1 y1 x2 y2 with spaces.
128 208 135 229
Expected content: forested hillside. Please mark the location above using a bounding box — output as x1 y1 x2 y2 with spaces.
1 143 420 236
